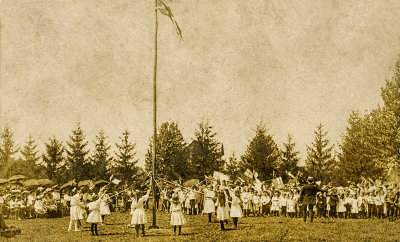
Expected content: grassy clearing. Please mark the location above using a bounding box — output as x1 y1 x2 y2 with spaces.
3 211 400 241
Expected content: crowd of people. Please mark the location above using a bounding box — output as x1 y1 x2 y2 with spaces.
157 179 400 222
1 175 400 237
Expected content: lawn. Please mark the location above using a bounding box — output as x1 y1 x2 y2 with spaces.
3 211 400 241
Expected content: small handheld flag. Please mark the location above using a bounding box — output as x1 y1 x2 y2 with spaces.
156 0 182 38
111 178 121 185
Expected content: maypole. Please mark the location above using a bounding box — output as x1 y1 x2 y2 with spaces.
150 0 159 229
150 0 182 228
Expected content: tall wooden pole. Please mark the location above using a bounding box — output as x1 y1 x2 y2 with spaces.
0 21 2 132
151 0 159 229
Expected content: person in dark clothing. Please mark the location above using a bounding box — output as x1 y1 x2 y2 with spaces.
299 177 320 222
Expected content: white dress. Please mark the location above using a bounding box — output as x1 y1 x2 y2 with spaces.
87 199 102 223
34 199 46 214
216 195 230 221
230 196 243 218
131 192 150 225
241 192 251 210
70 193 84 220
287 198 295 213
338 198 346 213
351 198 359 214
130 197 137 215
203 190 215 214
100 193 111 215
271 196 280 211
170 202 186 226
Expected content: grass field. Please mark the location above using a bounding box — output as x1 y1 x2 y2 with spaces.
3 211 400 241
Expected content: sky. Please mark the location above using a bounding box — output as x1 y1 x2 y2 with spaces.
0 0 399 167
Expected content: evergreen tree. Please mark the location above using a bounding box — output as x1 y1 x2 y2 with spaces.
189 120 224 179
241 122 280 181
337 57 400 183
305 123 335 183
90 130 113 180
42 137 66 184
375 61 400 166
0 126 19 177
145 122 188 181
113 130 139 184
225 152 242 182
18 134 41 178
279 134 300 183
336 111 384 184
66 123 90 181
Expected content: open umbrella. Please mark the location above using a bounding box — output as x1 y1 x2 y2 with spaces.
23 179 39 187
0 178 8 184
37 179 54 186
183 179 200 187
8 175 26 182
78 180 92 187
60 180 76 190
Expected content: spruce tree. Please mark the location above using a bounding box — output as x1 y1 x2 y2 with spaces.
225 152 242 182
336 111 384 184
241 122 280 181
113 130 138 184
305 123 335 183
337 58 400 183
279 134 300 183
42 137 66 183
189 120 224 179
90 130 113 180
66 123 90 181
18 134 41 178
145 122 188 180
0 126 19 177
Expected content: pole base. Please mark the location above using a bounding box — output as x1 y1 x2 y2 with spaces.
148 225 160 229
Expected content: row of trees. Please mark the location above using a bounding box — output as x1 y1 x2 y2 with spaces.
0 59 398 186
0 119 335 185
0 126 142 186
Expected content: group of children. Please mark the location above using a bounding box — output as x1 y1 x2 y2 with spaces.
0 187 60 220
65 186 112 235
200 182 400 221
2 177 400 238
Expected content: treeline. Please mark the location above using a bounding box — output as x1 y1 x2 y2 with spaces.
0 59 399 186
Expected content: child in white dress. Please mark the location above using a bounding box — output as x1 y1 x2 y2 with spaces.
216 189 229 231
252 192 261 217
230 190 242 228
170 194 186 235
68 189 85 232
131 190 151 237
203 185 216 222
99 189 111 225
350 193 359 218
337 193 346 218
271 191 280 217
287 192 296 218
86 195 102 236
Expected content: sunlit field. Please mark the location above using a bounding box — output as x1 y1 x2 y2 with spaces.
3 210 400 241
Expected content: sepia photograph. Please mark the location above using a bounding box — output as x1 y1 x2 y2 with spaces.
0 0 399 241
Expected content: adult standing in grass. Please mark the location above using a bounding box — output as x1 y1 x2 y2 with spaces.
299 177 319 222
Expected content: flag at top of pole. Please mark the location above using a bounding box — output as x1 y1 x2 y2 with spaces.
156 0 183 38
